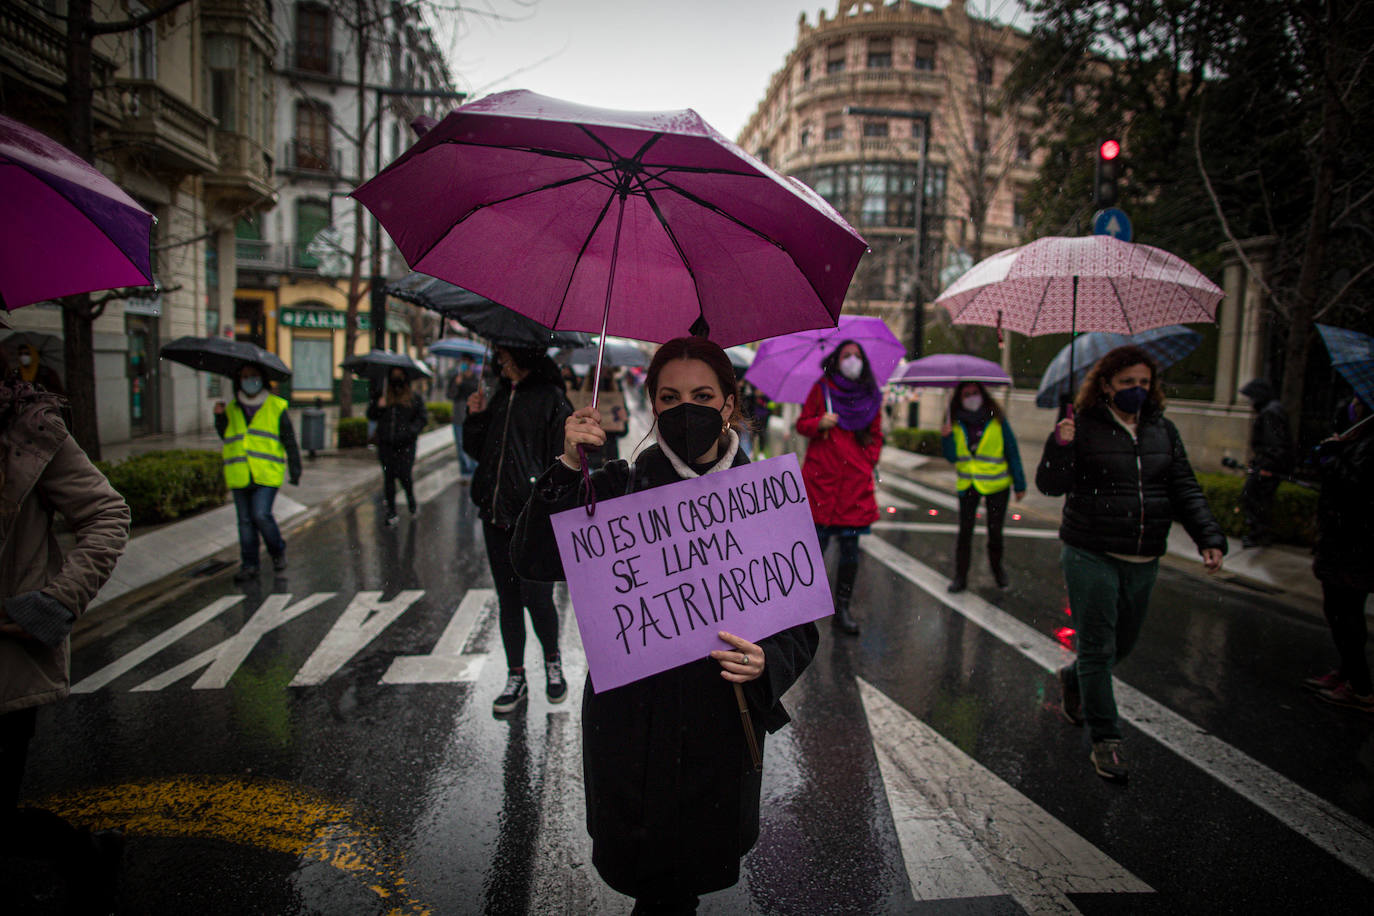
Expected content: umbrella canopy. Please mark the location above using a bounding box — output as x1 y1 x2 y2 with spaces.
160 336 290 383
892 353 1010 388
0 329 64 379
1316 323 1374 410
428 337 488 360
744 315 906 404
1034 325 1202 408
554 340 648 370
341 349 433 382
354 90 867 352
724 345 756 373
387 272 589 349
937 235 1222 337
1 114 155 310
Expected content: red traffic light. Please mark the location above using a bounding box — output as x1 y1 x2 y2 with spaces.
1099 139 1121 161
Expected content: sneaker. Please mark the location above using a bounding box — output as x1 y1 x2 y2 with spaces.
1316 682 1374 713
409 502 419 516
271 553 288 572
946 578 967 594
1090 739 1129 783
492 671 528 714
991 564 1009 589
385 513 399 527
233 565 260 582
546 657 568 704
1302 669 1343 691
1058 665 1084 726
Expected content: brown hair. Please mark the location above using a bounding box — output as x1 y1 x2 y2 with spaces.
646 336 750 438
950 380 1005 424
1074 345 1165 414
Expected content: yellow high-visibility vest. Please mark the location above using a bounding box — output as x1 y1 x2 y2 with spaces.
222 396 288 489
953 419 1010 494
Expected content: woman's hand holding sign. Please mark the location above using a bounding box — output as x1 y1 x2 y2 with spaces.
563 406 607 470
711 631 765 684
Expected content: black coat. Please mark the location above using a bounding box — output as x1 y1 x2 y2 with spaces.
512 446 819 899
1036 402 1227 557
1313 425 1374 590
1239 379 1295 472
366 392 427 449
463 377 572 526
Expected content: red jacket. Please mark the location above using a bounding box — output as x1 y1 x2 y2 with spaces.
796 378 883 527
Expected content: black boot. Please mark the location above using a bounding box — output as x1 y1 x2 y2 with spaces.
948 537 971 593
989 545 1008 589
832 561 860 635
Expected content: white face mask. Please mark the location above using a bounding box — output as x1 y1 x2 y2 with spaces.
961 394 983 412
839 355 863 380
19 354 32 367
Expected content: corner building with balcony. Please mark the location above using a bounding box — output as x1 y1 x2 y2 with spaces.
738 0 1041 355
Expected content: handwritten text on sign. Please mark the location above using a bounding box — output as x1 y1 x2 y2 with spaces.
550 454 833 693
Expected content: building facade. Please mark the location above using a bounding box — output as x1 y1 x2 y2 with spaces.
738 0 1041 354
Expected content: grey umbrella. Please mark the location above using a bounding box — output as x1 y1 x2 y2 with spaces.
387 272 589 349
341 349 433 382
161 335 291 382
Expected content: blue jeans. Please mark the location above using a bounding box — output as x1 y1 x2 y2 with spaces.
1061 544 1159 741
453 420 476 474
232 484 285 568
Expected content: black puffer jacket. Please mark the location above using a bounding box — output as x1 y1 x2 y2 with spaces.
1036 402 1227 557
366 391 427 448
463 376 571 526
1313 422 1374 589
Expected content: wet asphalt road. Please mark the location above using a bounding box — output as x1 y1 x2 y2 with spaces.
6 459 1373 915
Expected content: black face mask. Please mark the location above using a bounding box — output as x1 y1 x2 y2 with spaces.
656 402 725 463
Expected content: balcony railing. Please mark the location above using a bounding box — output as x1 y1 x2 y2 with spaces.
2 3 119 118
282 42 344 81
235 239 338 274
281 139 342 175
115 79 219 174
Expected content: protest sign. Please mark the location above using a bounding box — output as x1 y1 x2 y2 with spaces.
567 389 628 433
550 453 832 692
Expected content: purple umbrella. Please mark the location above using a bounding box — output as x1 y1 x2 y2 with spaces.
0 114 154 310
744 315 906 404
892 353 1011 388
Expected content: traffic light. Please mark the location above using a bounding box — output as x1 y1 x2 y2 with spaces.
1094 139 1121 209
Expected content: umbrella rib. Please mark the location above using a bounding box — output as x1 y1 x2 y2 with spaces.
1026 282 1052 336
1109 278 1134 333
548 191 618 332
639 187 706 331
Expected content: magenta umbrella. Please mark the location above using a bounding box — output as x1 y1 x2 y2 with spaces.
891 353 1010 388
352 90 867 377
744 315 906 404
0 114 154 310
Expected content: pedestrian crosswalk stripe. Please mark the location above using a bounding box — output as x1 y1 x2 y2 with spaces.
382 588 494 684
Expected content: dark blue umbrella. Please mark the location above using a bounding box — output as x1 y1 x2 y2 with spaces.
428 337 487 360
1316 323 1374 409
1035 325 1202 408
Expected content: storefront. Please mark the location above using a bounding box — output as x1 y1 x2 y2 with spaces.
276 303 412 404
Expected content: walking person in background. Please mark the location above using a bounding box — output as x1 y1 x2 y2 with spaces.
581 368 629 470
1238 378 1295 548
447 361 480 479
1304 395 1373 711
1036 345 1226 783
368 367 428 526
215 365 301 581
513 336 817 914
1 369 130 914
465 346 572 714
796 340 883 636
940 380 1026 592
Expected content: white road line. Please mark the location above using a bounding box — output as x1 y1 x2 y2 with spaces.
859 677 1152 912
877 476 960 510
871 521 1061 539
71 595 245 693
862 535 1374 884
290 590 425 686
875 487 919 509
381 588 494 684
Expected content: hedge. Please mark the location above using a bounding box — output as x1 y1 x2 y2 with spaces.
337 416 369 448
95 449 227 527
426 400 452 428
888 426 943 456
1195 471 1320 547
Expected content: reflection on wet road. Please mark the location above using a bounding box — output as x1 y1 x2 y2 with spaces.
8 462 1372 914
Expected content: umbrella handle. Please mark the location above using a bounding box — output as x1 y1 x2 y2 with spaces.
578 444 597 516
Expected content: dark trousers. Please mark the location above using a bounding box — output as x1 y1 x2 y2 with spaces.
231 483 285 567
1241 472 1280 543
954 486 1009 579
482 520 560 670
1321 579 1372 694
1061 544 1159 741
0 707 89 869
378 442 417 514
816 526 862 606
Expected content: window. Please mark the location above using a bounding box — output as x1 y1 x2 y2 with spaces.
867 37 892 70
925 164 947 202
826 42 845 74
1016 132 1033 162
128 2 156 80
823 114 844 142
795 162 941 230
210 69 235 128
295 199 330 268
294 100 331 170
914 39 936 71
802 62 812 83
863 121 889 138
976 57 994 86
292 337 333 391
1013 194 1027 229
295 3 331 73
799 126 811 148
973 126 989 154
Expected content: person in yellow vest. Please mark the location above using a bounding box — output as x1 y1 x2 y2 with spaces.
214 365 302 581
940 380 1025 593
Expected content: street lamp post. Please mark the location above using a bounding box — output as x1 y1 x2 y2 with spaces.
844 106 930 359
370 86 465 352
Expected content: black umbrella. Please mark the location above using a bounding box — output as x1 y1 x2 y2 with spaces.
341 349 433 382
554 340 649 369
0 330 64 379
160 335 290 382
387 272 589 349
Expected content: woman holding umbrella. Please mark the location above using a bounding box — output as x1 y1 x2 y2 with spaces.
1036 345 1225 783
215 365 301 581
796 340 884 636
512 336 817 913
367 366 428 525
940 381 1026 592
464 346 573 714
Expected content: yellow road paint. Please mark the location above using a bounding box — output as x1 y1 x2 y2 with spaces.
43 775 432 915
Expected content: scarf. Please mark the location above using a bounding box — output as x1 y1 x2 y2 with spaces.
954 404 992 446
659 429 740 479
824 374 882 431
